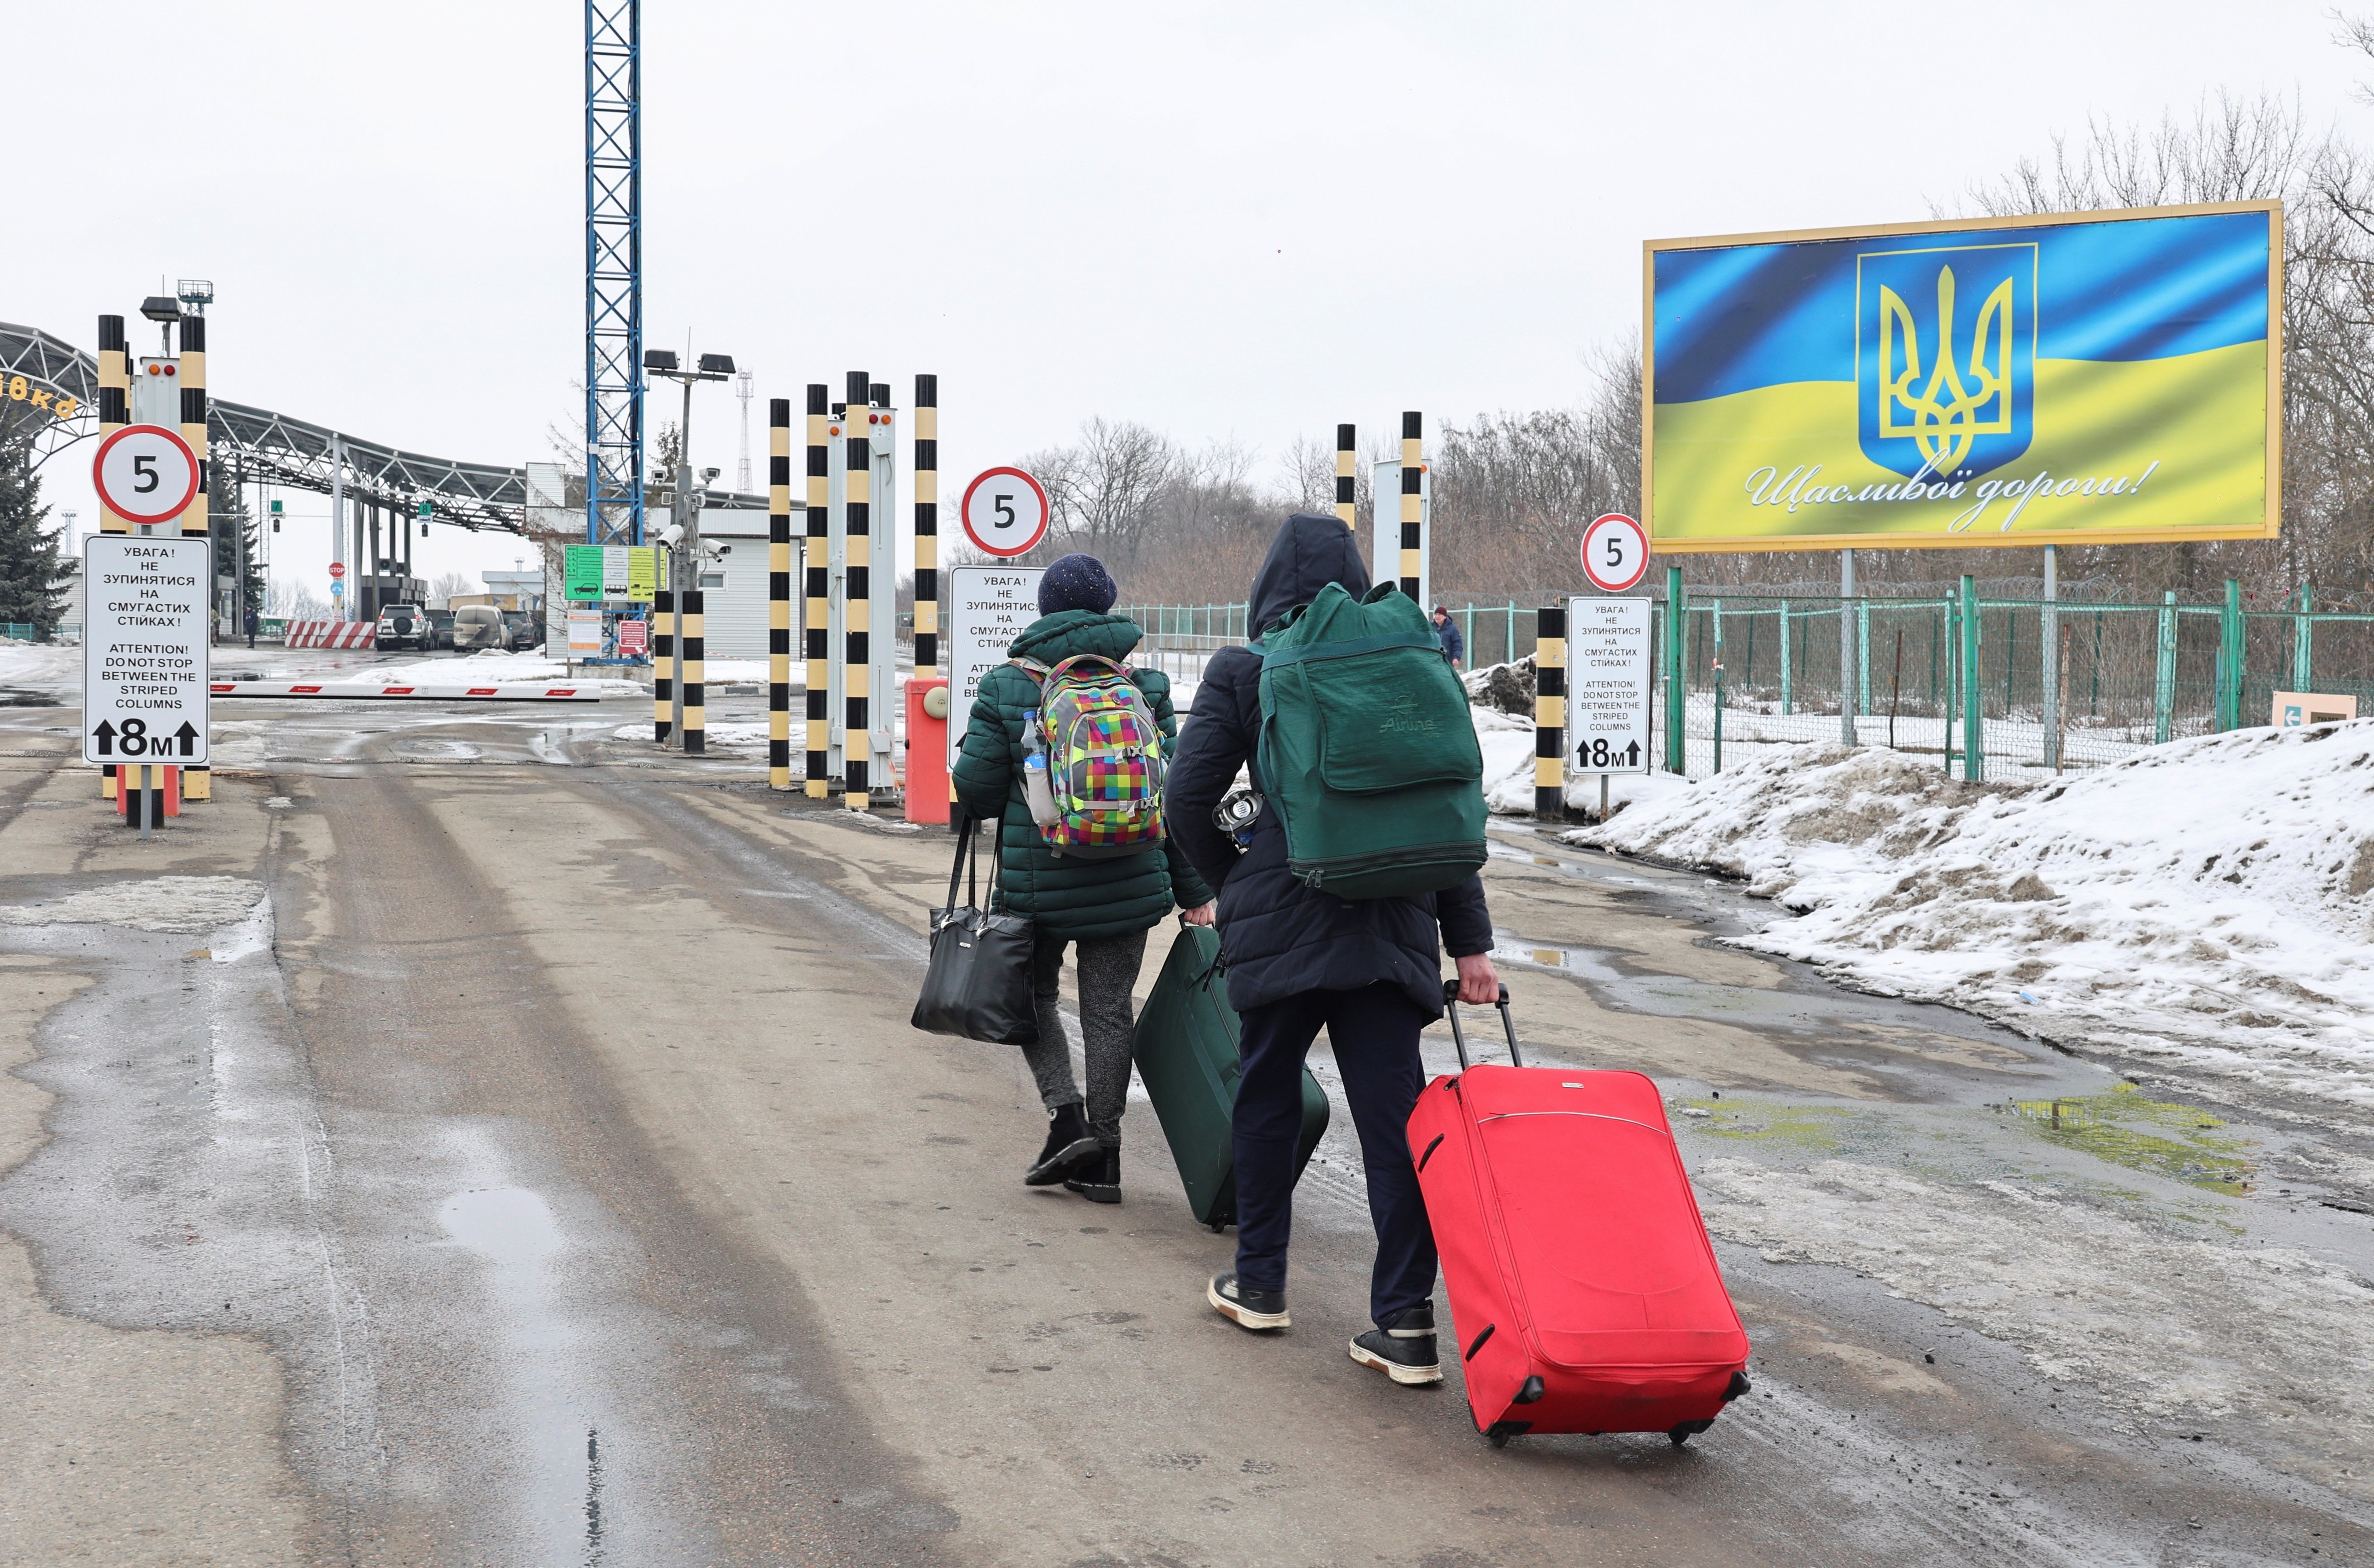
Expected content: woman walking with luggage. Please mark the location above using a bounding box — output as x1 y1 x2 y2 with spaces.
952 554 1216 1201
1166 513 1499 1387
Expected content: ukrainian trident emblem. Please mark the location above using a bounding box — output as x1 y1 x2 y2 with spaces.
1856 243 2036 481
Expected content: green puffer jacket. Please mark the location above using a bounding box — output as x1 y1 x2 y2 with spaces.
951 610 1215 940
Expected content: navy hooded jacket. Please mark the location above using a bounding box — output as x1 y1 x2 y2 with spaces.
1166 513 1493 1018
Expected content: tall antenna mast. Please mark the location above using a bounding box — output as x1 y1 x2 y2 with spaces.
585 0 643 545
736 368 754 493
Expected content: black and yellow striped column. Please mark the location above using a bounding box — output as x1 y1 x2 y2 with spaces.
768 397 793 791
180 313 212 801
1535 603 1565 819
1398 411 1422 598
804 384 830 796
1336 422 1355 530
652 588 674 743
915 374 938 678
843 370 871 810
680 588 706 754
96 315 128 532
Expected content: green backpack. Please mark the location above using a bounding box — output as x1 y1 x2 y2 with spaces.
1254 583 1487 899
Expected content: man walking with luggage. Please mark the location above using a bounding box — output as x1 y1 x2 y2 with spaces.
953 553 1216 1202
1169 514 1498 1387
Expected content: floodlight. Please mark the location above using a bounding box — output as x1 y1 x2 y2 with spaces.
140 296 182 322
697 353 735 375
643 349 680 372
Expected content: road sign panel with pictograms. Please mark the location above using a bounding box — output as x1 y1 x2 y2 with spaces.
960 467 1051 557
1564 594 1651 774
83 535 209 765
92 423 200 526
1581 512 1651 594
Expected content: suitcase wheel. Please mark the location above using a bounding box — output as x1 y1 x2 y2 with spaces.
1206 1221 1229 1234
1668 1419 1715 1448
1484 1421 1532 1449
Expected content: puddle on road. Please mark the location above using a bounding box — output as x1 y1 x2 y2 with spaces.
1990 1084 2258 1194
1490 933 1845 1032
437 1186 611 1563
0 686 61 706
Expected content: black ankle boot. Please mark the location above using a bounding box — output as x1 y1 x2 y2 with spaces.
1062 1145 1121 1203
1025 1104 1099 1186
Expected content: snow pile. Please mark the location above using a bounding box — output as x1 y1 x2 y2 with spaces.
1569 727 2374 1108
1470 705 1687 819
0 876 267 935
0 641 81 698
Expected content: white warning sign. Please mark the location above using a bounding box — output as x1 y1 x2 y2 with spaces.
1565 594 1650 774
946 565 1045 768
83 534 211 765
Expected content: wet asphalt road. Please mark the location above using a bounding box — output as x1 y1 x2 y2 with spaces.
0 655 2368 1566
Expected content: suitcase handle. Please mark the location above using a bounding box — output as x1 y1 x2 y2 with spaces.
1441 980 1522 1070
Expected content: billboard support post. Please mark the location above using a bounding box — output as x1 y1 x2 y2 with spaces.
1839 550 1856 744
1960 575 1983 782
2154 592 2178 745
1663 567 1687 774
2042 545 2060 770
2219 578 2244 731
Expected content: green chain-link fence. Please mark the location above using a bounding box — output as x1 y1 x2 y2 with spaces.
1120 580 2373 786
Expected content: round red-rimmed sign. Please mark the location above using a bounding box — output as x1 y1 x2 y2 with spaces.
960 466 1051 558
92 423 200 526
1580 512 1650 593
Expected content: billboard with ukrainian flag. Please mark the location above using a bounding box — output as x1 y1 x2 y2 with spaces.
1643 201 2281 552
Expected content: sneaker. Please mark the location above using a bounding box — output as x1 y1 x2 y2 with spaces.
1207 1272 1289 1331
1062 1146 1121 1204
1025 1104 1099 1186
1350 1306 1443 1386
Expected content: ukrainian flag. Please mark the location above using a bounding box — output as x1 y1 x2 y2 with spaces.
1649 206 2275 548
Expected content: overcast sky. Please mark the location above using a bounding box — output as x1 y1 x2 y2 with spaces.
11 1 2370 602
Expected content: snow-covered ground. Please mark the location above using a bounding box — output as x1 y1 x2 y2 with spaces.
0 641 81 698
356 650 647 696
1566 726 2374 1113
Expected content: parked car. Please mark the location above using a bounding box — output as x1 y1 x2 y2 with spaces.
451 604 509 652
375 602 431 651
426 608 456 650
502 610 541 651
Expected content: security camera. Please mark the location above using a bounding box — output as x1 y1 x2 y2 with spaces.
657 521 685 545
701 466 721 484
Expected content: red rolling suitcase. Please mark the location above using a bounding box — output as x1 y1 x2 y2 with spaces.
1408 983 1751 1448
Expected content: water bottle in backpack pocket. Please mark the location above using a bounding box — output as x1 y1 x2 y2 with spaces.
1009 654 1168 859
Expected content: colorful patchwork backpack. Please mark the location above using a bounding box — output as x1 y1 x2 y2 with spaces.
1011 654 1168 858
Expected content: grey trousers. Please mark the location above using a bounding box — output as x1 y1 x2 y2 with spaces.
1020 928 1149 1147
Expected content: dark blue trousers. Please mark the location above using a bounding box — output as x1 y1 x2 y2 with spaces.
1231 982 1436 1327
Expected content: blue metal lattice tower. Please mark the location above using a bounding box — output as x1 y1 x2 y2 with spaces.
586 0 643 545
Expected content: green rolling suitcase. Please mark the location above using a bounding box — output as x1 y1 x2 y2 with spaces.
1133 923 1331 1230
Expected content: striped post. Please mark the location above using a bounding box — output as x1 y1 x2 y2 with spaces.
804 384 830 796
843 371 872 810
1535 603 1566 819
1335 423 1355 529
179 313 211 801
915 375 938 677
681 587 706 754
768 397 793 790
652 588 674 742
96 316 128 532
1398 412 1422 599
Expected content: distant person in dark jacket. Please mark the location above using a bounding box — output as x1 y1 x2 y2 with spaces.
952 554 1216 1203
1168 513 1498 1388
1431 605 1463 670
244 607 259 649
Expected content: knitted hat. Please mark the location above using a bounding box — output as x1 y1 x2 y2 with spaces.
1038 554 1118 616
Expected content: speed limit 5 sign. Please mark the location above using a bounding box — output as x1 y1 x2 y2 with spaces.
94 423 201 527
960 467 1051 558
1581 512 1650 594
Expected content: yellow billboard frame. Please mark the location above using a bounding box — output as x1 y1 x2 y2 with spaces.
1640 199 2284 554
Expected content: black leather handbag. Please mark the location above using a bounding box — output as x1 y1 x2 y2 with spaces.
910 815 1040 1045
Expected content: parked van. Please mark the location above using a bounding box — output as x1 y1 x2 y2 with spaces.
451 604 509 652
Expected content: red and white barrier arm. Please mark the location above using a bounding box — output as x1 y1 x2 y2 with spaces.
209 682 600 702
